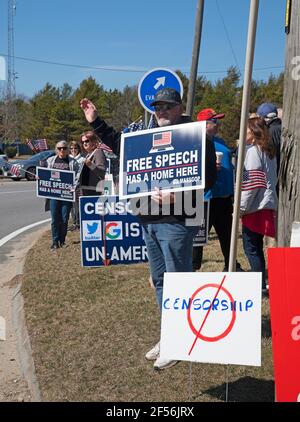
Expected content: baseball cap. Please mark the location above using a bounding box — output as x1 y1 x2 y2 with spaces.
256 103 278 118
197 108 225 121
150 88 182 107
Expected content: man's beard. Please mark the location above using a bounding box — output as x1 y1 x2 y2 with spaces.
157 118 172 127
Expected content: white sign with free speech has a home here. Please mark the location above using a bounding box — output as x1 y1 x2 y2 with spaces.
160 272 262 366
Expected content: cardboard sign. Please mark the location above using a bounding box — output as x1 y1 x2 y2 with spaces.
268 248 300 402
160 272 262 366
119 121 206 199
80 196 148 267
36 167 75 202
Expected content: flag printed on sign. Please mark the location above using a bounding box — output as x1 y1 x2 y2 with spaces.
242 169 267 191
153 131 172 147
51 171 60 179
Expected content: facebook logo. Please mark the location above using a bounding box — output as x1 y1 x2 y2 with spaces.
0 57 6 81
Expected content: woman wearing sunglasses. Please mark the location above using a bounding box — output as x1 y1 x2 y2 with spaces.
80 131 106 196
46 140 80 250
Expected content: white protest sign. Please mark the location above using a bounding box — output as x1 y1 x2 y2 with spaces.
160 272 261 366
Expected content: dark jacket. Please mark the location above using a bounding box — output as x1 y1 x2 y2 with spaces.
80 148 106 193
267 118 282 174
91 115 217 223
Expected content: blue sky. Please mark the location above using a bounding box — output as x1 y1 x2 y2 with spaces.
0 0 286 99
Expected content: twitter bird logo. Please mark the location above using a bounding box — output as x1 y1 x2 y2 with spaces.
87 222 98 234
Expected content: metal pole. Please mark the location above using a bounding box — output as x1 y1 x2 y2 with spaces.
229 0 260 272
186 0 205 117
144 110 149 128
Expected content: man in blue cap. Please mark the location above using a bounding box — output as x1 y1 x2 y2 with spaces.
256 103 282 176
80 88 217 371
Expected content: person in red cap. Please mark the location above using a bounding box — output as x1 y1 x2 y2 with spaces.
193 108 243 272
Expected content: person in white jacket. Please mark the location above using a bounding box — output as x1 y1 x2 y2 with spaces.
47 141 80 250
240 117 278 290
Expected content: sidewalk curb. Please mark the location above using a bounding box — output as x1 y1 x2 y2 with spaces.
6 227 49 402
12 283 41 402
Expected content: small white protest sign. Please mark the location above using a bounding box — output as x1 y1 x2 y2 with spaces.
160 272 261 366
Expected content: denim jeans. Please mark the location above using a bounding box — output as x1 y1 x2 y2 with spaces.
142 223 199 310
50 199 72 245
242 224 266 289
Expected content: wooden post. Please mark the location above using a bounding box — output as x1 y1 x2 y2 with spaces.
278 0 300 246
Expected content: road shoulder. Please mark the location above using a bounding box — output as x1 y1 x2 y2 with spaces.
0 227 47 402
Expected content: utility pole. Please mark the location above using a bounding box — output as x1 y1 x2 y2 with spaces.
278 0 300 246
186 0 204 118
228 0 259 271
4 0 18 143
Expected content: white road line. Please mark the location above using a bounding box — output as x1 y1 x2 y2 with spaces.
0 190 35 195
0 219 51 248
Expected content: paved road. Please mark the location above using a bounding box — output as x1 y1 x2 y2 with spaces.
0 179 48 240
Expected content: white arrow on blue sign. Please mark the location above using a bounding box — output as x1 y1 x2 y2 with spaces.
138 68 183 114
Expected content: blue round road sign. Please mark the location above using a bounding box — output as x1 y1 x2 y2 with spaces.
138 68 183 114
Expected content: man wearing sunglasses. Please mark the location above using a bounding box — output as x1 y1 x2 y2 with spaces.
80 88 216 370
46 141 80 250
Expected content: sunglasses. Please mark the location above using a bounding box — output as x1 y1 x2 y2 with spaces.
57 146 67 150
81 140 90 144
154 103 177 112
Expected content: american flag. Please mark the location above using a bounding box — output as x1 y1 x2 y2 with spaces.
147 114 157 129
153 131 172 147
8 163 21 177
242 169 267 191
26 139 39 153
35 139 49 151
51 171 60 179
122 119 145 133
98 142 113 153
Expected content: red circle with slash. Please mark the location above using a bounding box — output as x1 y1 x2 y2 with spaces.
187 283 236 342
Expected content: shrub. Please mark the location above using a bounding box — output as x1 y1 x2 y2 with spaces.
5 146 17 158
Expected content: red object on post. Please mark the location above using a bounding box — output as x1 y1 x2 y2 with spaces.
268 248 300 402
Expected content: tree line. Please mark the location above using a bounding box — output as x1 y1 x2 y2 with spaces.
0 67 283 150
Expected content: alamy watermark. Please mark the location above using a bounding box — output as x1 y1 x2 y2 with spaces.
291 56 300 81
0 56 6 81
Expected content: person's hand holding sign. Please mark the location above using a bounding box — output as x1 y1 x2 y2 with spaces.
80 98 98 123
152 187 176 205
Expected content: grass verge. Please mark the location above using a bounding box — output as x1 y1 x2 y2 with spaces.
22 229 274 402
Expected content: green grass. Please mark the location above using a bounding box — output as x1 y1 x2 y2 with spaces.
22 229 274 402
